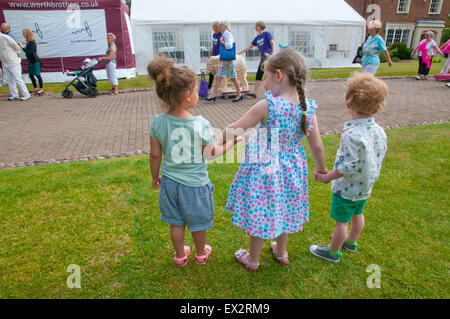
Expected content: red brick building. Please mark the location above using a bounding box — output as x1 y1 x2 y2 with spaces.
345 0 449 48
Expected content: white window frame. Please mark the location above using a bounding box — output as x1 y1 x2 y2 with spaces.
397 0 410 14
199 30 213 63
288 29 314 57
428 0 443 15
384 25 413 47
152 28 185 65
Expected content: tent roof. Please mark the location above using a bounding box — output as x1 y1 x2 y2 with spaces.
131 0 365 26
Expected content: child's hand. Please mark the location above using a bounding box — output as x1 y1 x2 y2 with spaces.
314 171 330 184
152 177 162 189
236 135 246 144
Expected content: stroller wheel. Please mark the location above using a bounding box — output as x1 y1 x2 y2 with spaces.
87 89 98 98
62 89 73 99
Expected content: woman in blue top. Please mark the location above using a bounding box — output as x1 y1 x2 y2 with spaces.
361 20 392 75
239 21 275 98
206 21 244 103
208 22 222 89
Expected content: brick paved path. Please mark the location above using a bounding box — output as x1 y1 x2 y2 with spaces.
0 77 449 168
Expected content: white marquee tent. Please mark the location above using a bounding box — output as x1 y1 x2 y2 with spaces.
131 0 366 74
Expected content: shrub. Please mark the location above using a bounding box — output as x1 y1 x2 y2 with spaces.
442 28 450 45
392 57 401 62
390 42 407 50
432 57 443 63
406 48 414 58
379 52 387 63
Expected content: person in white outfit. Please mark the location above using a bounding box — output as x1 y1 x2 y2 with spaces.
0 32 31 101
99 33 119 96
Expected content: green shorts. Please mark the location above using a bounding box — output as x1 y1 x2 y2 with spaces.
330 193 367 223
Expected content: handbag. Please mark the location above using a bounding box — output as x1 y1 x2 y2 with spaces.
352 36 369 64
198 71 209 98
219 42 236 61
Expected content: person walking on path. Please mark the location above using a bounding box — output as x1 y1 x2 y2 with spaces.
206 21 244 103
208 21 223 89
99 33 119 95
361 20 392 75
18 29 44 95
239 21 275 98
411 31 443 80
0 32 31 101
439 39 450 74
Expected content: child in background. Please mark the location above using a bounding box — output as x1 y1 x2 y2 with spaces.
310 72 388 263
224 49 327 270
148 56 241 267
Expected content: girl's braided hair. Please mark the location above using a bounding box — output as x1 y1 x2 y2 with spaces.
264 49 309 135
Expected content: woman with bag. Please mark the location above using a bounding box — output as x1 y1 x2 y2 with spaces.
206 21 243 103
19 29 44 95
361 20 392 75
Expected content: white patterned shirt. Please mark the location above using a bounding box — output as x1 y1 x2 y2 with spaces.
332 118 387 201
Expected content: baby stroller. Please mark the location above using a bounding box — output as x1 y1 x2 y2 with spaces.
62 58 99 98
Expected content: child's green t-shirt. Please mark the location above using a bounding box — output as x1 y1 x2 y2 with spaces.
150 113 215 187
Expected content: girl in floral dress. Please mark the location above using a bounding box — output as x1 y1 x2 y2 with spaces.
224 49 327 270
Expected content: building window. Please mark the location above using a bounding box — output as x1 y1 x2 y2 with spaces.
397 0 410 13
429 0 442 14
199 31 212 63
152 30 185 64
385 28 411 46
289 31 313 57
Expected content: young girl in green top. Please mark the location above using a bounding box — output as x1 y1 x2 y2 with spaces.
148 56 240 267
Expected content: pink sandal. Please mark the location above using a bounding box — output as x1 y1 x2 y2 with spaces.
270 242 289 265
234 249 259 271
195 244 212 265
173 246 191 267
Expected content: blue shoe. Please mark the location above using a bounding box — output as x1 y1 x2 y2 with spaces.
310 245 341 263
232 95 244 103
205 97 216 103
343 240 358 253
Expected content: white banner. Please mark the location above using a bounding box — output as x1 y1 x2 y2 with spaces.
4 9 108 58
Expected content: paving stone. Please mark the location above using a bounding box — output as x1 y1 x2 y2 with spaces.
0 78 448 169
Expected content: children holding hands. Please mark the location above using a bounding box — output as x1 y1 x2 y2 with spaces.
148 51 388 269
310 72 388 263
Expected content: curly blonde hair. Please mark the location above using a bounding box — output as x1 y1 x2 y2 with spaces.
345 72 388 116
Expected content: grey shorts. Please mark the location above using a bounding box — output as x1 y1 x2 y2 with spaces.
159 176 215 232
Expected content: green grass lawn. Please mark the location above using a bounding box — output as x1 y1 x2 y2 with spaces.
0 61 445 95
0 123 449 299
